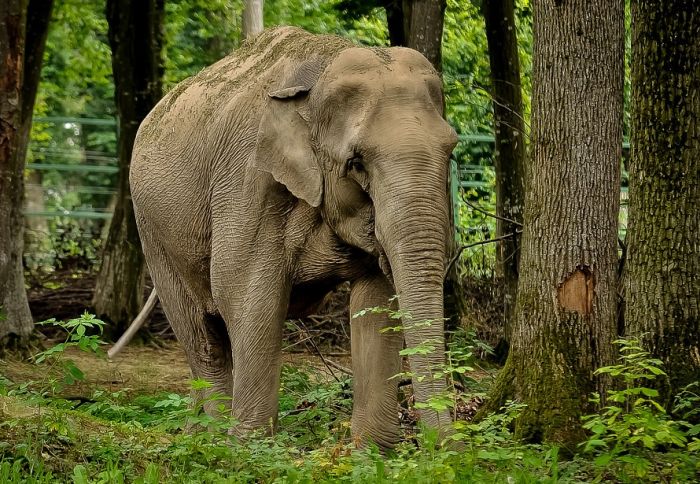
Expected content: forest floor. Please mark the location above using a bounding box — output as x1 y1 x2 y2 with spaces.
4 271 696 482
0 342 352 398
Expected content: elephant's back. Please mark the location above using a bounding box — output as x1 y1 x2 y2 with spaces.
136 27 353 149
131 26 355 210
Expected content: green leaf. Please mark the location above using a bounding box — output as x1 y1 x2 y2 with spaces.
144 463 159 484
66 362 85 381
593 453 613 467
640 387 658 397
73 464 89 484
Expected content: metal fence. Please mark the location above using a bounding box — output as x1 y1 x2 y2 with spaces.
24 117 629 234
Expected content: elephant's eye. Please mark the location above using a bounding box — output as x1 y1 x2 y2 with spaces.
346 155 364 173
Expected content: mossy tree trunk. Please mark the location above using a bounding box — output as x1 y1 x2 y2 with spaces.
485 0 624 451
0 0 53 351
624 0 699 404
93 0 164 337
481 0 526 351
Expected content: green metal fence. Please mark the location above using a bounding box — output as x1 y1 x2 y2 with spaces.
24 118 629 231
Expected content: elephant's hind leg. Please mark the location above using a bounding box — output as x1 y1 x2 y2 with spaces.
141 237 233 416
349 274 403 450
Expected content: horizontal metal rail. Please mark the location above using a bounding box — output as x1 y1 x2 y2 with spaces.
24 209 113 220
26 162 119 174
33 116 117 126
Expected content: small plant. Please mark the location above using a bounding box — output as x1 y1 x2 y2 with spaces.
581 337 697 479
32 312 105 391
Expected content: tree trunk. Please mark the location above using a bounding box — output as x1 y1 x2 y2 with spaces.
485 0 624 450
93 0 164 336
624 0 700 404
481 0 526 350
20 0 53 261
242 0 264 39
402 0 446 71
0 0 53 351
384 0 405 46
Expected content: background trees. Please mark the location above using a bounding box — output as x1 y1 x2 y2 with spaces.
242 0 265 38
0 0 53 350
481 0 525 347
624 1 699 403
92 0 165 335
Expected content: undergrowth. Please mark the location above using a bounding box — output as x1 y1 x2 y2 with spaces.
0 318 698 483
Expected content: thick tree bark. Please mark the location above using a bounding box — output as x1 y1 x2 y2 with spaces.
485 0 624 450
242 0 264 39
481 0 526 348
624 1 699 404
0 0 53 350
93 0 164 336
402 0 446 71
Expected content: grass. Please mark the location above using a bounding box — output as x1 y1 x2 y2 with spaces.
0 329 698 483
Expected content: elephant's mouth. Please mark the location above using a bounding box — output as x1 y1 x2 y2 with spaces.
377 246 393 285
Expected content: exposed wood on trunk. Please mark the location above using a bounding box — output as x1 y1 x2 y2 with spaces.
481 0 526 346
93 0 164 336
0 0 54 349
485 0 624 450
624 1 700 403
242 0 264 39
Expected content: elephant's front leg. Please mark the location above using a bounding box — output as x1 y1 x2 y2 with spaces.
225 273 290 436
350 273 404 449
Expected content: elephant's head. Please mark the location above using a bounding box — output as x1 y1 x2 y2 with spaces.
255 47 458 429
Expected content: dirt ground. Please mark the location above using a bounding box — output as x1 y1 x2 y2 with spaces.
0 342 352 398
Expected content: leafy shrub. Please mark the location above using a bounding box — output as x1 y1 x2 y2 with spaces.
581 338 700 480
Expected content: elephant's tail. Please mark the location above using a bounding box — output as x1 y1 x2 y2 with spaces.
107 289 159 359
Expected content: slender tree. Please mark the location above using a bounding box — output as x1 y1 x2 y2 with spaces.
242 0 264 39
402 0 446 70
484 0 624 450
481 0 526 348
0 0 54 351
93 0 164 335
624 1 699 403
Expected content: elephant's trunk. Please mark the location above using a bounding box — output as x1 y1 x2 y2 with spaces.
374 171 451 431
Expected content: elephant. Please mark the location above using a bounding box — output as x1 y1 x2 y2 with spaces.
129 26 458 449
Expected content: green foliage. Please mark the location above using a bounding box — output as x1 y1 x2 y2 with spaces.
32 313 105 391
3 330 700 481
580 338 700 480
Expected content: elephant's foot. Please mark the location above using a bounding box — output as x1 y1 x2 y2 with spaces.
351 413 401 451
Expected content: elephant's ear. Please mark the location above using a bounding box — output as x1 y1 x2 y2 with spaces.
254 59 328 207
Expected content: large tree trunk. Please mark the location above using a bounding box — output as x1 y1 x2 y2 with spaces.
242 0 264 39
0 0 53 351
484 0 624 450
481 0 526 350
93 0 164 336
624 1 699 404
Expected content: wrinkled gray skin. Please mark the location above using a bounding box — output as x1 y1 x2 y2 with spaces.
130 27 457 449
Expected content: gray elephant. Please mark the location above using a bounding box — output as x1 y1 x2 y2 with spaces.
130 26 457 449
